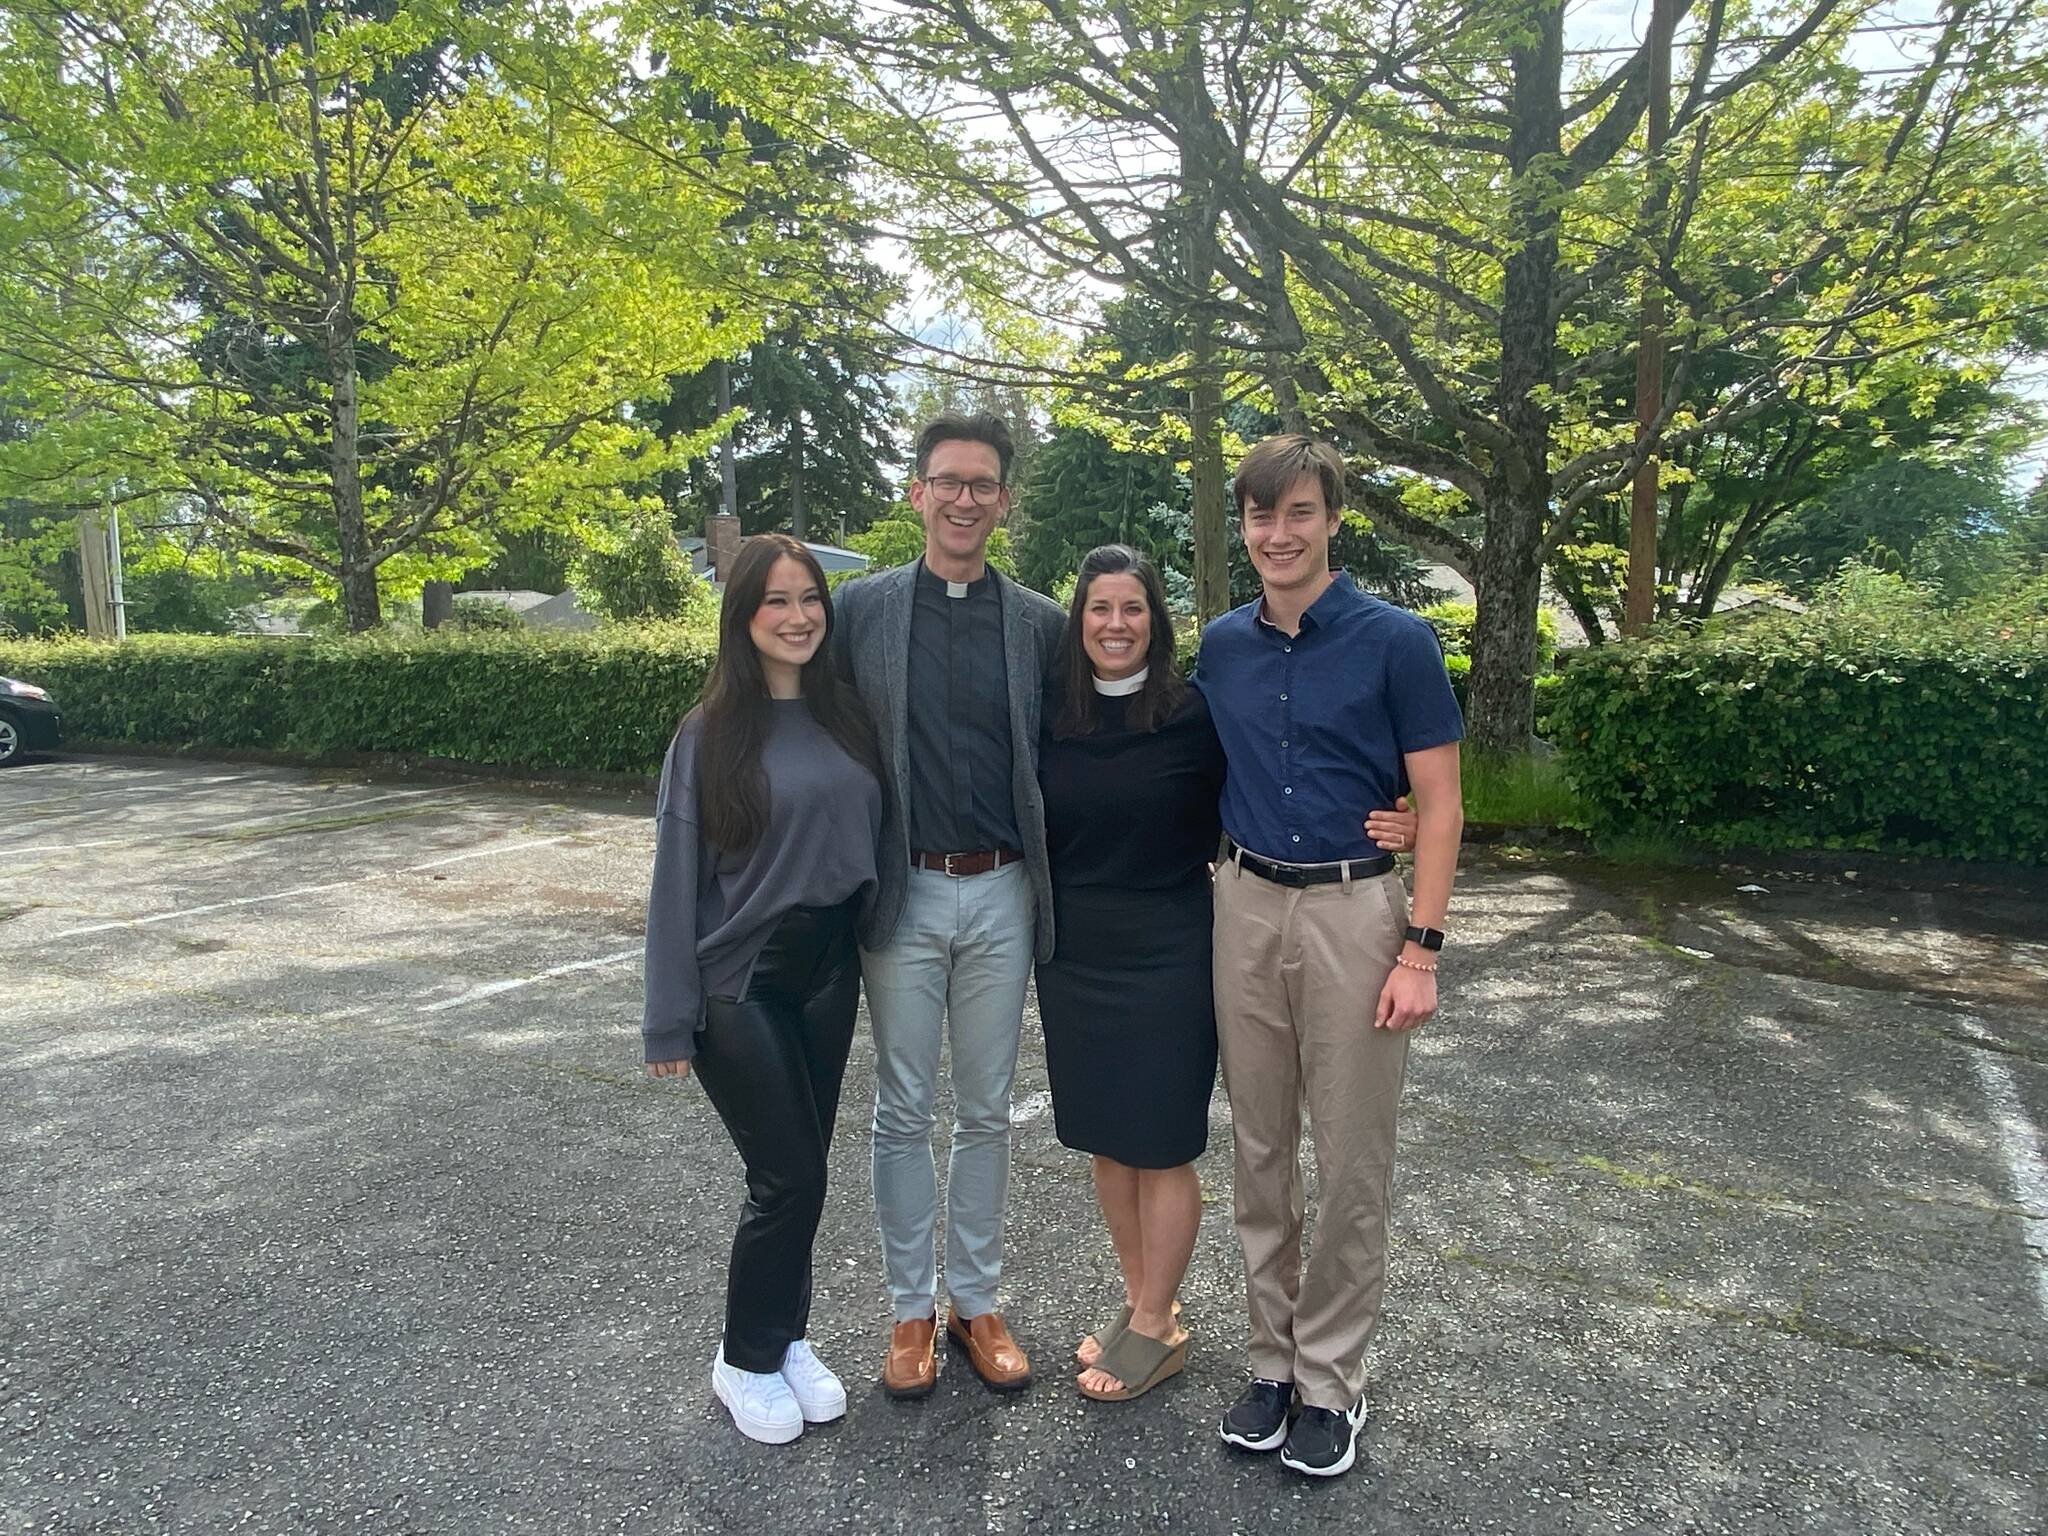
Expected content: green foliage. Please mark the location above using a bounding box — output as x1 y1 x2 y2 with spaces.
1422 602 1558 671
446 597 526 634
0 0 860 625
843 515 1018 581
663 319 904 539
1461 752 1587 830
0 505 75 635
568 511 714 625
119 566 236 636
1749 460 2023 599
1548 577 2048 863
1968 572 2048 628
818 2 2048 752
0 629 718 774
1015 424 1184 596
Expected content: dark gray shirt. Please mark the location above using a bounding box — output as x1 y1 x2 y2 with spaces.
642 699 882 1063
905 561 1020 852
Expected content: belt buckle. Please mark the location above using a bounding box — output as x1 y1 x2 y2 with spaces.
943 852 964 877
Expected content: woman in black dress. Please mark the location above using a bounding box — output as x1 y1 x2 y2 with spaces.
1036 545 1225 1401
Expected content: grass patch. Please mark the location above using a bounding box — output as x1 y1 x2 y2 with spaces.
1461 751 1587 828
1593 829 1711 866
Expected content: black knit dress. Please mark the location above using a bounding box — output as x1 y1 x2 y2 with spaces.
1034 683 1226 1168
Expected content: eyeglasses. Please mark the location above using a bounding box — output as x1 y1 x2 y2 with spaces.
921 474 1005 506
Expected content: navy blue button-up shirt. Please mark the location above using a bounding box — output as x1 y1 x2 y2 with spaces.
1195 575 1464 863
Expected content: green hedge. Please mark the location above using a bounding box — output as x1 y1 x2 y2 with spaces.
0 628 716 775
1548 606 2048 862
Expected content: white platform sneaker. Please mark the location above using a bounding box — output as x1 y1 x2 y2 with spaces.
711 1354 804 1445
778 1339 848 1424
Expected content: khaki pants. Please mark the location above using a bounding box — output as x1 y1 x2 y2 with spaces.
1212 859 1410 1412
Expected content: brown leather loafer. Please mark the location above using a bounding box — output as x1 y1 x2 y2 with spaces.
946 1307 1032 1392
882 1315 938 1399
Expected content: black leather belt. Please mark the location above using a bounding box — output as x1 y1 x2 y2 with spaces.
913 847 1024 877
1226 840 1395 887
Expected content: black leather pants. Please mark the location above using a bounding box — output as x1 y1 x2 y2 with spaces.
695 899 860 1372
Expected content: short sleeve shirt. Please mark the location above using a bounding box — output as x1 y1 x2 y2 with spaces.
1195 575 1463 863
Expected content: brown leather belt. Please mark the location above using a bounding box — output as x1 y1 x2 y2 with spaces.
913 847 1024 877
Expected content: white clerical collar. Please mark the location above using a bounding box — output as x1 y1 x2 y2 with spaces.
920 560 979 599
1093 667 1149 696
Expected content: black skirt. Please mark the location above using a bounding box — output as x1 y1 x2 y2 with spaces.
1035 879 1218 1168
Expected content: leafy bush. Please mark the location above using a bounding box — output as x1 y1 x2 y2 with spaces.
120 563 247 635
1548 581 2047 862
570 510 714 624
447 595 527 633
0 628 717 774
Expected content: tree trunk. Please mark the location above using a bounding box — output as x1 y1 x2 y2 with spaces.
1623 280 1665 635
1184 183 1230 624
329 331 380 631
1189 370 1229 624
1468 486 1544 749
1465 2 1566 754
421 580 453 630
1548 553 1608 646
1624 0 1675 635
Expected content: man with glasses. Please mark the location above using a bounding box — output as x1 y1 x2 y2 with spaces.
833 413 1067 1399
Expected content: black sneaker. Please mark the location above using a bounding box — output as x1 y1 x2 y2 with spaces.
1219 1377 1294 1452
1280 1396 1366 1478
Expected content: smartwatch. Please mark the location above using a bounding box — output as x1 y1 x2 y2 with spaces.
1404 925 1445 952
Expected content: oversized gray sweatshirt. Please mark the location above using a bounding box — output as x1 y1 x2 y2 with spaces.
642 699 883 1063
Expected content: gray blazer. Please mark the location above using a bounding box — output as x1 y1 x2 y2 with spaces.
834 560 1068 960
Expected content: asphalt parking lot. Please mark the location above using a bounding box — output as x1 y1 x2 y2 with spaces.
3 755 2044 1535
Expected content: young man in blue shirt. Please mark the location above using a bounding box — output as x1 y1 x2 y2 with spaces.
1198 435 1465 1478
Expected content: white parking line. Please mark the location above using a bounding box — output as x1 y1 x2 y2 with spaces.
1913 892 2048 1322
13 788 454 855
51 834 579 939
419 944 642 1013
1965 1045 2048 1323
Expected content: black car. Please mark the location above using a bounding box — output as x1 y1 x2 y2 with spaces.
0 675 61 766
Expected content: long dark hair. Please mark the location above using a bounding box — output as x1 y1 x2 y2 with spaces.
690 534 883 853
1053 544 1187 738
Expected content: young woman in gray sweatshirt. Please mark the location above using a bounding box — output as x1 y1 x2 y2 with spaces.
642 535 884 1446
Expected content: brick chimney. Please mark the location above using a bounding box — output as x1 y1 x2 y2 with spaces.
705 513 741 584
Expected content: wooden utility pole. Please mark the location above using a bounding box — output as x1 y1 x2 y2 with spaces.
77 505 124 640
789 410 807 542
1624 0 1675 636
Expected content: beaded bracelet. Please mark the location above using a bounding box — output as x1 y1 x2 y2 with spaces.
1394 954 1439 974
